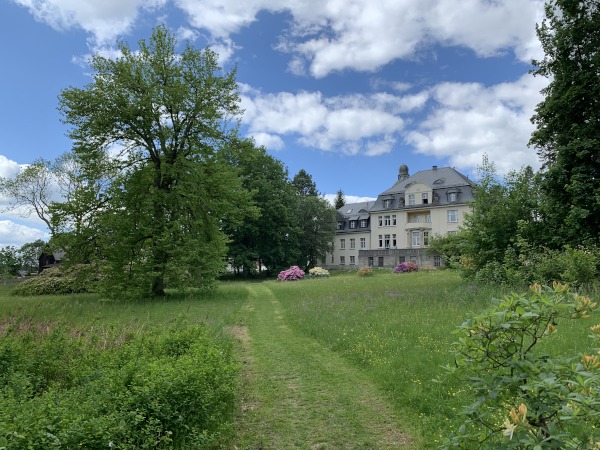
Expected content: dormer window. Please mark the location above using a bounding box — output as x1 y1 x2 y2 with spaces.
422 193 429 204
448 191 458 202
349 220 357 229
408 194 415 206
383 199 392 208
360 219 368 228
337 221 344 230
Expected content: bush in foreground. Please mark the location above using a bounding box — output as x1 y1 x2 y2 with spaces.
0 323 238 448
356 266 373 277
441 282 599 448
277 266 305 281
393 262 418 273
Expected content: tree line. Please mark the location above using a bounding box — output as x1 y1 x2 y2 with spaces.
0 26 335 297
429 0 600 287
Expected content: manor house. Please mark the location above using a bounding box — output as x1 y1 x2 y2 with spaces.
324 164 474 269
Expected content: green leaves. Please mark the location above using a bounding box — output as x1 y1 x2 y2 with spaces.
442 282 600 448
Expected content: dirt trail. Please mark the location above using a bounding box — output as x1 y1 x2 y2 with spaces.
229 284 414 449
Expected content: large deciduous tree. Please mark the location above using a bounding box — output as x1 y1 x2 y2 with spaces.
530 0 600 247
291 170 335 270
220 139 298 275
58 26 252 297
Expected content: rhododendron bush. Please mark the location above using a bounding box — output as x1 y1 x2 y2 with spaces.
394 262 419 273
308 267 329 278
277 266 305 281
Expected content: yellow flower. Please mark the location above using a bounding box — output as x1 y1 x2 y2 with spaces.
503 419 517 440
582 354 600 369
529 283 542 293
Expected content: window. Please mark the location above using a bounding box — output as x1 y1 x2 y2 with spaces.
384 215 391 226
448 230 458 236
434 255 441 267
350 238 355 249
410 256 417 263
340 256 345 265
383 199 392 208
384 234 391 248
337 221 344 230
408 194 415 206
392 234 397 247
350 256 356 265
448 192 457 202
448 210 459 223
425 214 431 223
378 216 383 226
340 239 346 249
422 193 429 204
360 219 368 228
411 230 421 246
349 221 357 229
392 215 397 226
378 257 384 267
368 256 374 267
360 238 366 248
424 231 430 247
378 235 383 248
331 255 334 263
411 215 420 223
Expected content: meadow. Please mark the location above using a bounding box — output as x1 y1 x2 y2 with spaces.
0 270 597 448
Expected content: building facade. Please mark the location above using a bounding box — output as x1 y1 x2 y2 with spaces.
325 164 474 269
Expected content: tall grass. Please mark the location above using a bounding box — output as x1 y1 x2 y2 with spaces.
268 270 598 447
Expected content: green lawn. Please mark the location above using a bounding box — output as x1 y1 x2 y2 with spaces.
1 270 596 448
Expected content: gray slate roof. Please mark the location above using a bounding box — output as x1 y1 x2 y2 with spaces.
382 166 474 194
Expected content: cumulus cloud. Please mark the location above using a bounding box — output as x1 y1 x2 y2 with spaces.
240 87 418 155
0 155 22 178
0 220 49 248
11 0 167 48
174 0 545 77
406 74 548 175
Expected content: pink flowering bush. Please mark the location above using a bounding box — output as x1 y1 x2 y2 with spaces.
277 266 305 281
394 262 419 273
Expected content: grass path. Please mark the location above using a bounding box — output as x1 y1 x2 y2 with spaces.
229 283 416 449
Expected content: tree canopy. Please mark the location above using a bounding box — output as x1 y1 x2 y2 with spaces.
530 0 600 247
57 26 253 297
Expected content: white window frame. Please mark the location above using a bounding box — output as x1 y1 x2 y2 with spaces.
384 215 391 226
360 237 366 249
408 194 415 206
350 238 355 249
350 256 356 265
360 219 367 228
340 239 346 249
392 234 397 247
384 234 391 248
422 193 429 204
378 216 383 226
378 235 383 248
349 221 356 229
448 210 459 223
340 256 345 265
392 215 397 226
411 230 421 247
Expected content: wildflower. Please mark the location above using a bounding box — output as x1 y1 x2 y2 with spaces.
529 283 542 293
582 354 600 369
503 419 517 440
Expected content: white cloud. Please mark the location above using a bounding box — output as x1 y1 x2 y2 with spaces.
241 88 411 155
323 193 376 206
0 220 49 248
0 155 22 178
405 74 548 175
174 0 545 77
11 0 167 48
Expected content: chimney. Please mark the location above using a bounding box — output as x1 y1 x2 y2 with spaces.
432 165 438 170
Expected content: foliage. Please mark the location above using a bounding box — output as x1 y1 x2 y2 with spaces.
277 266 305 281
220 139 297 275
11 264 103 296
427 233 468 269
356 266 374 277
394 261 419 273
0 246 21 278
334 189 345 209
441 282 599 448
0 323 238 449
462 157 543 276
308 266 330 278
57 26 253 297
291 170 336 270
530 0 600 248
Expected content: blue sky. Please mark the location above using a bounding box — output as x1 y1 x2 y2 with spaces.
1 0 549 247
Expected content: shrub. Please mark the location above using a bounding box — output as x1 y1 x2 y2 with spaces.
0 324 238 449
277 266 305 281
393 262 418 273
356 266 373 277
11 264 102 296
441 282 600 448
308 267 330 278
